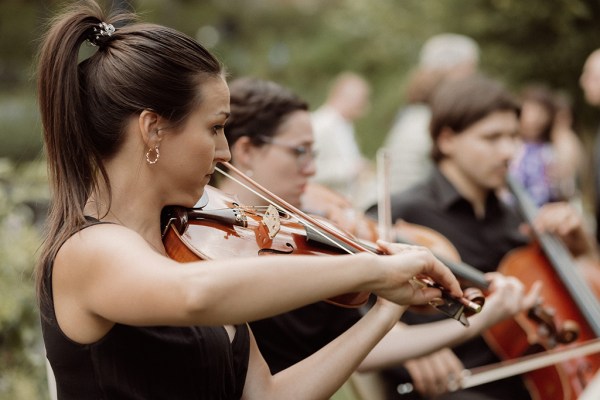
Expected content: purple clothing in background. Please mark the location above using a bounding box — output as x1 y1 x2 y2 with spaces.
509 142 560 207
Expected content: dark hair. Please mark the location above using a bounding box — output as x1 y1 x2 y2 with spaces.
429 75 521 162
35 0 222 304
226 77 308 147
520 84 557 142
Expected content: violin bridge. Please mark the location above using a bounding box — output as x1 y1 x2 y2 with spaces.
262 204 281 239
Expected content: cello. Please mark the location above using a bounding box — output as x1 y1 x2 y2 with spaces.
480 176 600 399
372 149 595 398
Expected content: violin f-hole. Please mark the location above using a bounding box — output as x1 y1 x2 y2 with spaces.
258 243 294 255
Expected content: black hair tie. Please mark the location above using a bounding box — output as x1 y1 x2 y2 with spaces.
87 22 115 47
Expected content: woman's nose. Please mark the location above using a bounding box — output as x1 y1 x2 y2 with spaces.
216 135 232 163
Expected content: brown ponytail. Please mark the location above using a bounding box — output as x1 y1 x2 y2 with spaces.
35 0 223 306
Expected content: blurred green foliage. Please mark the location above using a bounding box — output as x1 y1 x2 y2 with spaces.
1 0 600 396
3 0 600 160
0 159 49 400
133 0 600 156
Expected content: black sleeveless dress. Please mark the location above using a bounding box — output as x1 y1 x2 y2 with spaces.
41 219 250 399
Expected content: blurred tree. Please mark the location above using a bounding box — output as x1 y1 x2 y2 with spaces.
136 0 600 156
3 0 600 159
0 1 40 89
0 159 49 400
437 0 600 134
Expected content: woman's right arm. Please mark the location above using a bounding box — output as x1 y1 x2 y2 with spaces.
53 224 461 342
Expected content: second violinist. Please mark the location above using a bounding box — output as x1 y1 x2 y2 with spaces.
218 77 540 397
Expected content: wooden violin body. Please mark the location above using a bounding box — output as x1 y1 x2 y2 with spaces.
162 177 481 319
161 185 370 307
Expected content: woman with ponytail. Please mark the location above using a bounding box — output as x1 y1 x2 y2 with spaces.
35 1 461 399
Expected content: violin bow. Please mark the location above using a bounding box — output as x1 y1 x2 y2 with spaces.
396 337 600 395
216 161 480 323
216 161 368 255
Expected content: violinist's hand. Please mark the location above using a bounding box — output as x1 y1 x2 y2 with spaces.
472 273 542 328
373 241 462 307
531 202 599 261
405 347 464 398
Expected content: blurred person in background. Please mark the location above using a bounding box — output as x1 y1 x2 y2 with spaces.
310 71 373 207
509 84 583 207
384 33 480 194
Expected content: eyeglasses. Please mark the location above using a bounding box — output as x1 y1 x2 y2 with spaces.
258 135 318 169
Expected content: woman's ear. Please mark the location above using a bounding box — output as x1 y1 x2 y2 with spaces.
229 136 255 170
138 110 166 148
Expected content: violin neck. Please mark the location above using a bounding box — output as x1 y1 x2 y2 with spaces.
436 254 490 289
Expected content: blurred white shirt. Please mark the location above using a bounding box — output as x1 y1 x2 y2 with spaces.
311 105 365 198
384 104 433 194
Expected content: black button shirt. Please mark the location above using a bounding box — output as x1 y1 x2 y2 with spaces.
385 167 528 273
366 168 531 400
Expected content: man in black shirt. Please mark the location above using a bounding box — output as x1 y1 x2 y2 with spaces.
367 75 598 399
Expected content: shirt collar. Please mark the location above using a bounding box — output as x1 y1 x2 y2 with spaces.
430 167 464 211
431 167 501 215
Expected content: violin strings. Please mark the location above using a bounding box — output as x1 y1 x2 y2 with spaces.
215 166 480 321
215 165 356 255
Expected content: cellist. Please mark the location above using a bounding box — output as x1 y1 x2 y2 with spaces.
218 76 541 398
366 74 600 399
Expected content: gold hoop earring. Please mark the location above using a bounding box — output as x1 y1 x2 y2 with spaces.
146 145 160 165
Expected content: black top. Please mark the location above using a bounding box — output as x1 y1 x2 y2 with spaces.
250 300 363 374
366 168 531 400
41 218 250 400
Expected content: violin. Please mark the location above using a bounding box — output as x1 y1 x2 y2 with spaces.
160 161 480 322
161 184 368 307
